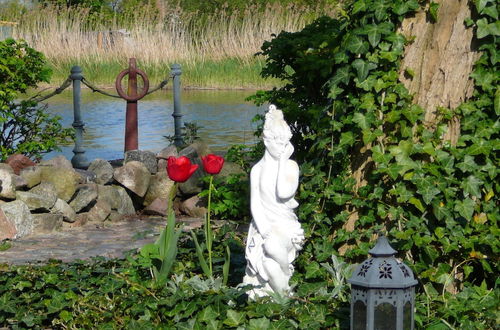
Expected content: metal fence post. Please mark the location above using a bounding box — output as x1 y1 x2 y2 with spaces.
70 66 89 169
171 64 183 147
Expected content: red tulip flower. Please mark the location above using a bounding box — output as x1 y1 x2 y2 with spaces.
201 154 224 174
166 156 198 182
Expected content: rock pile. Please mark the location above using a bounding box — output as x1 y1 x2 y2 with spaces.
0 141 243 240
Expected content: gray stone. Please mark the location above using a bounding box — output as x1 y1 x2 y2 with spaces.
124 150 158 174
75 169 97 184
0 163 14 173
88 159 114 185
69 184 98 213
65 213 89 228
97 185 135 215
107 211 124 222
0 200 33 239
157 145 178 159
51 198 77 223
143 171 175 206
19 166 42 188
157 158 167 174
87 200 111 222
143 197 169 216
16 182 58 212
178 141 212 195
113 161 151 197
40 166 79 202
180 195 207 218
32 213 63 233
0 165 16 199
13 174 28 190
0 208 17 240
97 185 121 209
39 155 73 170
115 186 136 215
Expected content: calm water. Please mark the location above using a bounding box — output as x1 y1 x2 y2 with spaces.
44 89 264 161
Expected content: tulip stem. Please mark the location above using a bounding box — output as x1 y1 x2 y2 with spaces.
206 175 213 276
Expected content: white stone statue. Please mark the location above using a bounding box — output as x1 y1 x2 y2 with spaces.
243 104 304 299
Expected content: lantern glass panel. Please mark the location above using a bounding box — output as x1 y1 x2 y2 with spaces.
374 303 396 330
352 300 367 330
403 301 412 330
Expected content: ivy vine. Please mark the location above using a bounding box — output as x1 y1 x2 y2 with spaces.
252 0 498 327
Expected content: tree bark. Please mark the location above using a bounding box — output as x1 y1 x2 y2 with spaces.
398 0 480 144
342 0 480 255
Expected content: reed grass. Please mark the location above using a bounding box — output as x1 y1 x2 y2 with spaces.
2 2 339 88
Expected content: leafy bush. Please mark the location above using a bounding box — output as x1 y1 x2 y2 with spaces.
0 39 73 161
0 226 352 328
251 0 498 327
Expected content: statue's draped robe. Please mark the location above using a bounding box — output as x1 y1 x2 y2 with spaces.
244 159 303 296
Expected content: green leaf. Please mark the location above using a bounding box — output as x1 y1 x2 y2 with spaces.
334 52 349 64
223 245 231 286
362 128 383 144
418 184 440 205
462 175 483 198
372 145 392 164
362 24 381 47
248 317 271 330
454 198 475 220
467 139 492 155
351 0 367 14
482 5 499 19
372 1 389 21
476 18 500 39
59 310 73 322
223 310 246 327
434 227 445 239
429 2 439 22
385 163 405 180
330 66 351 86
332 193 351 205
475 0 495 13
198 306 219 323
352 59 377 81
457 155 477 172
339 131 355 146
346 34 369 54
190 231 211 278
352 112 373 130
433 202 452 221
390 184 412 203
494 88 500 115
409 197 425 212
305 261 323 279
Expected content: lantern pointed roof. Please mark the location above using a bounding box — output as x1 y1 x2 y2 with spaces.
369 235 397 257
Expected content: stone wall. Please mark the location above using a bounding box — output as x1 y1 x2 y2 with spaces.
0 141 241 240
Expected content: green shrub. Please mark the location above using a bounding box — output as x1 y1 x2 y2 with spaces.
0 39 73 160
251 0 499 327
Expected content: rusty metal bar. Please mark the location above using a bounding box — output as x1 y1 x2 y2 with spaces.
115 58 149 152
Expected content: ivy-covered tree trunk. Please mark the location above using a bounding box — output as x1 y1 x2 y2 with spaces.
345 0 481 246
398 0 480 144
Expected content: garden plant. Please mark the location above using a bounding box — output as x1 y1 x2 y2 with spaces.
0 0 498 328
0 39 73 160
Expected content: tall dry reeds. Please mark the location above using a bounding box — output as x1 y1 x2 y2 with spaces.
4 2 339 87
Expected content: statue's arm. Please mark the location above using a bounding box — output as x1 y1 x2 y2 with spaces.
250 164 270 236
276 145 299 200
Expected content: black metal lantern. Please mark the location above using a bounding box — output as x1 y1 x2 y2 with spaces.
348 235 418 330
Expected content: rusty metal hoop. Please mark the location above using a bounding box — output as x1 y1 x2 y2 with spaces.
115 68 150 101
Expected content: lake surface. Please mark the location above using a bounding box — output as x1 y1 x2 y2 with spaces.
43 89 265 161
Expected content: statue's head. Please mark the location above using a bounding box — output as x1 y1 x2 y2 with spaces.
263 105 292 159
